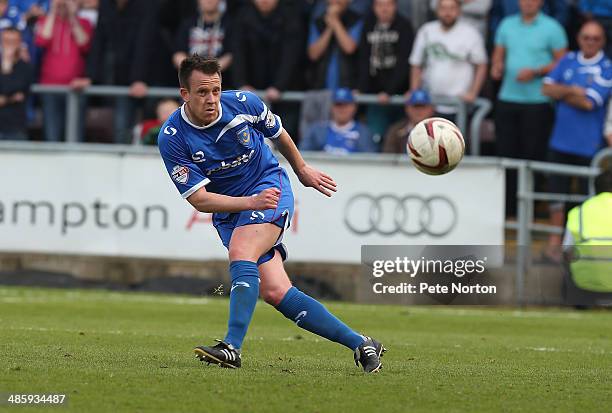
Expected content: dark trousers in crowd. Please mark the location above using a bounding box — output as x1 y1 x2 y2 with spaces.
495 100 554 216
41 94 87 142
273 101 300 141
0 130 28 140
547 149 591 210
114 96 139 144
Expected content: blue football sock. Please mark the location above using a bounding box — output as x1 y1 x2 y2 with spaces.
223 260 260 349
276 286 365 350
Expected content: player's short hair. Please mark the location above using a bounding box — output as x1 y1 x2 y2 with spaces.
594 168 612 194
178 55 221 90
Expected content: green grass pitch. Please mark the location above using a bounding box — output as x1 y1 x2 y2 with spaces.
1 286 611 412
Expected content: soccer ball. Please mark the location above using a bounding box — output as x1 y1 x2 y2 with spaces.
407 117 465 175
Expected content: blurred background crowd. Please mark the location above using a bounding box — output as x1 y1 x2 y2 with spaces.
1 0 612 255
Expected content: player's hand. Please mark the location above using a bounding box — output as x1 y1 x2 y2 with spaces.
297 164 337 197
516 68 536 83
606 134 612 147
251 188 280 210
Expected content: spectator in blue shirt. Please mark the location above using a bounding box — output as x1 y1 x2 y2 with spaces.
307 0 364 89
300 88 377 154
490 0 569 38
542 20 612 262
579 0 612 57
0 1 25 31
491 0 567 216
10 0 49 64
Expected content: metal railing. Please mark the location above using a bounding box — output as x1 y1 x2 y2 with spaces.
503 159 601 304
8 90 612 305
29 84 492 155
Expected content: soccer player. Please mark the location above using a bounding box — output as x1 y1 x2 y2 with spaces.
158 55 386 373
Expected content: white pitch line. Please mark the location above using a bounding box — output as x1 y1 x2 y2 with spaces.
1 325 203 340
0 291 209 306
522 346 611 355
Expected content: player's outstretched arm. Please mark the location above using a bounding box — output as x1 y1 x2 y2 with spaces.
276 129 337 197
187 186 280 213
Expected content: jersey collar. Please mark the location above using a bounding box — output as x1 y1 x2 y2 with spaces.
330 120 356 132
577 50 604 66
180 102 223 130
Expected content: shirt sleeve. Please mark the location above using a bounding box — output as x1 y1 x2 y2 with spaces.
409 26 426 66
348 20 364 43
308 22 320 46
584 67 612 108
158 125 210 199
549 21 568 51
241 91 283 139
543 55 567 84
494 18 507 47
468 28 488 64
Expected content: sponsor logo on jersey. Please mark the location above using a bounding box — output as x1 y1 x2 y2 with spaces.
237 125 251 146
171 165 189 184
250 211 265 221
191 151 206 163
236 91 247 102
265 111 276 129
164 126 177 136
205 150 255 175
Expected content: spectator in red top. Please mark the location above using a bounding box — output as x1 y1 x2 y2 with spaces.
35 0 92 141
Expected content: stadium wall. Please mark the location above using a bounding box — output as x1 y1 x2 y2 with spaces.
0 146 564 304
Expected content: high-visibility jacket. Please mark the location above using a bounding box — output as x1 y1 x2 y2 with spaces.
566 192 612 292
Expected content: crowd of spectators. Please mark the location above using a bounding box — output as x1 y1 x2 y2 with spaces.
1 0 612 241
0 0 610 150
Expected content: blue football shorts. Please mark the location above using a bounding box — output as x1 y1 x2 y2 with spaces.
213 167 294 265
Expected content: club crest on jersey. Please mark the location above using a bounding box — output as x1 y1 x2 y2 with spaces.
237 126 251 146
265 111 276 129
191 151 206 163
171 165 189 184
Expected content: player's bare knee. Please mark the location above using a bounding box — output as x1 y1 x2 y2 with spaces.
228 244 258 262
261 285 289 306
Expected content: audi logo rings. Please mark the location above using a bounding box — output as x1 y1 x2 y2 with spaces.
343 194 458 237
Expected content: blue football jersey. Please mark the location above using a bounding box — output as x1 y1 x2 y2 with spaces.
544 51 612 157
158 90 284 198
